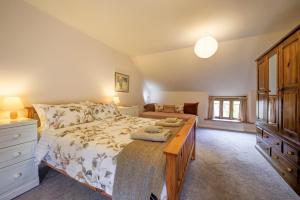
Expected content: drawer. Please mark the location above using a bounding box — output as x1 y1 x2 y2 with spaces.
283 142 299 165
270 136 282 153
0 141 36 169
256 127 263 138
271 151 298 187
0 158 38 194
257 138 271 156
262 130 273 145
0 124 37 149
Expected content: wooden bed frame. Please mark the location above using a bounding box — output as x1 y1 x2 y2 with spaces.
27 107 196 200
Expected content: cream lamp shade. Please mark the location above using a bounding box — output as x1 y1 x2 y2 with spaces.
1 97 24 119
194 36 218 58
112 96 120 105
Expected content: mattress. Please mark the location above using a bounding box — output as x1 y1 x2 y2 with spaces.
35 115 167 199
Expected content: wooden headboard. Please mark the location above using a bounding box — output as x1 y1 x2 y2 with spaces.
26 107 41 126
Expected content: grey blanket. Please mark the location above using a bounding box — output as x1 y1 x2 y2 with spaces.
112 126 182 200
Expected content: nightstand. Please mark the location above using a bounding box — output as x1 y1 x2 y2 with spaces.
0 118 39 200
118 105 139 117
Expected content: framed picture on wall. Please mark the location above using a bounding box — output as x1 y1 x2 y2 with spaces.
115 72 129 92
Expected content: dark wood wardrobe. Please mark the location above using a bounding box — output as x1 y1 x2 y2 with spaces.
256 24 300 194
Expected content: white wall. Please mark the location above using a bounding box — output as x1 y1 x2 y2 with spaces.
0 0 143 119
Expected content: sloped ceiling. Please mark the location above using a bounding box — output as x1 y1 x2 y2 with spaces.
25 0 300 56
134 31 288 95
23 0 300 95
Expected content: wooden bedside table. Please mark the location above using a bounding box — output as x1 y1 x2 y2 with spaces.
118 105 139 117
0 118 39 200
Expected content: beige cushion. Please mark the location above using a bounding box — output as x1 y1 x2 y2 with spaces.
163 105 175 113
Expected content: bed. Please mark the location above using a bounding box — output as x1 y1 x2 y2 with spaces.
27 103 196 200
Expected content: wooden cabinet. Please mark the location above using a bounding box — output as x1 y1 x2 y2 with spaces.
256 25 300 195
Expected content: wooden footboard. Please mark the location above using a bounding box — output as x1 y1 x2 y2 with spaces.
164 117 196 200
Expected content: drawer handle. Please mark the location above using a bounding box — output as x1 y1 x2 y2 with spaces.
274 142 280 146
13 134 21 139
287 168 293 173
14 172 22 179
287 151 295 155
265 135 269 138
13 152 22 158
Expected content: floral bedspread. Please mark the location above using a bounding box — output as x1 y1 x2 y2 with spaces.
36 115 164 196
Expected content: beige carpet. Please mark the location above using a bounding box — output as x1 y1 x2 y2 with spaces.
15 128 299 200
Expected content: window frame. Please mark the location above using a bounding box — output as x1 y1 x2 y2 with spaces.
212 98 242 121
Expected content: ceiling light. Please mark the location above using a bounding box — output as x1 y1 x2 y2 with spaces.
194 36 218 58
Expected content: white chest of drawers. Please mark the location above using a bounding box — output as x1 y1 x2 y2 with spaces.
0 118 39 200
118 105 139 117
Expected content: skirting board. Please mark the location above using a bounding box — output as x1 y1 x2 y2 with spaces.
198 120 256 133
0 178 39 200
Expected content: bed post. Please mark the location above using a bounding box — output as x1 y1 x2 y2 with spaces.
164 117 196 200
191 122 196 160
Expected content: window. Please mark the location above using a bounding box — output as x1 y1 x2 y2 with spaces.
213 100 220 118
232 101 240 119
223 100 230 118
212 98 241 121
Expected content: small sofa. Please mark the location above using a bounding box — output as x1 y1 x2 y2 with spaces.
140 111 195 121
140 102 199 122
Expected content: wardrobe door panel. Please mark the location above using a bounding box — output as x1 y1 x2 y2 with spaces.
282 90 298 137
281 33 299 87
257 93 268 122
258 58 268 92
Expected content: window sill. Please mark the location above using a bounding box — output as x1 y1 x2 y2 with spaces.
212 118 241 123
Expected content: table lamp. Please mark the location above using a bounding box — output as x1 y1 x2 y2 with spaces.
1 97 24 119
112 96 120 105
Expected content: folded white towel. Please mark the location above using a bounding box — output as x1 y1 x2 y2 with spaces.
144 125 163 133
155 119 183 127
165 118 179 123
131 129 170 142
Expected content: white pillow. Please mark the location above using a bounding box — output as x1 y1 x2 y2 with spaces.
44 104 94 129
90 103 121 120
33 103 93 130
175 104 184 113
155 104 164 112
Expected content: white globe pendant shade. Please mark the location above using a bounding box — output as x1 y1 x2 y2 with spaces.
194 36 218 58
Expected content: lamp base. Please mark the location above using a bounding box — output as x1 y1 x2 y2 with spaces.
10 111 18 120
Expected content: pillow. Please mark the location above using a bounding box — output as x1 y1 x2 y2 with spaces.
44 104 94 129
144 103 156 112
163 105 176 113
155 104 164 112
90 103 120 120
33 103 77 131
175 104 184 113
183 102 199 115
79 100 97 106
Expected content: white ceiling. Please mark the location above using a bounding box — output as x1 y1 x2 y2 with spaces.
25 0 300 56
